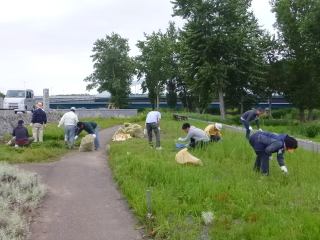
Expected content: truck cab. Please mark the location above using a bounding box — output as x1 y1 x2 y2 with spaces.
3 89 35 113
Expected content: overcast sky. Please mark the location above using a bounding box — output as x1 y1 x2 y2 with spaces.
0 0 275 96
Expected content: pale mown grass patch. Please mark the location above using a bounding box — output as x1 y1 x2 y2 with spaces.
0 162 46 240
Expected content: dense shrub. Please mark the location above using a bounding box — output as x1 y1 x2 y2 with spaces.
260 118 294 126
300 122 320 138
271 108 293 119
0 162 46 239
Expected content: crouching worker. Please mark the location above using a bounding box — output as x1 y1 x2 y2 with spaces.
204 123 222 142
249 131 298 175
178 123 209 148
75 121 100 150
7 120 34 147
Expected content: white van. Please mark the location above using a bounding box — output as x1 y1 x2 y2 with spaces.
3 89 35 113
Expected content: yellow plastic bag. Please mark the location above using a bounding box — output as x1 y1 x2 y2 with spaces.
79 134 94 152
175 148 203 166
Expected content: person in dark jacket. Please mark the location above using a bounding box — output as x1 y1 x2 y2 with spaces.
249 131 298 175
30 102 47 142
7 120 34 147
75 121 100 150
241 108 265 139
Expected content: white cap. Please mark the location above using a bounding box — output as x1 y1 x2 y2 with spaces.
215 123 222 130
71 107 76 111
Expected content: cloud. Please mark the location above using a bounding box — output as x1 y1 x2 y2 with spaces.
0 0 274 96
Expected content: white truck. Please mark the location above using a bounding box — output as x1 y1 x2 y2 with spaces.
3 89 35 113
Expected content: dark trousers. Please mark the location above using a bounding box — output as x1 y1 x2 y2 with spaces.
241 119 251 139
146 122 160 147
249 133 269 174
210 135 221 142
189 138 208 148
254 151 270 174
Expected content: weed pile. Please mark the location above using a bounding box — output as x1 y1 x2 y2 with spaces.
0 162 46 239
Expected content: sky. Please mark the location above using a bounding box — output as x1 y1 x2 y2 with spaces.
0 0 275 96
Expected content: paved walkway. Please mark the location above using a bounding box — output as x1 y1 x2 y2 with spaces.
18 126 143 240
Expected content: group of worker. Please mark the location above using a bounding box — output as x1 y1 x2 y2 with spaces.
7 102 47 148
145 108 298 176
8 105 298 175
7 105 100 150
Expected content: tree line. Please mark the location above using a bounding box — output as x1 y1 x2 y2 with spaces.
84 0 320 122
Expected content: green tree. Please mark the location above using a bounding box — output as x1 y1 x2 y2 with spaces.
271 0 320 121
136 28 174 110
172 0 264 119
0 92 5 98
84 33 135 108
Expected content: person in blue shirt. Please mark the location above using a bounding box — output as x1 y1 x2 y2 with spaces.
249 131 298 175
241 108 265 139
30 102 47 142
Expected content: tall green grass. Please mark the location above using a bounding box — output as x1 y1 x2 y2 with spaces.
108 118 320 239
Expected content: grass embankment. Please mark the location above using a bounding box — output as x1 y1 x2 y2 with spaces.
109 115 320 239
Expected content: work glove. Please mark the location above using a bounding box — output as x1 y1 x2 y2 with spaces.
30 123 33 127
143 129 147 135
158 127 161 131
92 134 96 139
74 135 78 141
259 128 263 131
58 124 61 128
280 166 288 174
269 156 273 160
178 137 183 141
249 126 252 131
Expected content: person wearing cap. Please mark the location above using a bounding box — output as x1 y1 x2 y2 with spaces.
249 131 298 175
75 121 100 150
178 123 210 148
240 108 265 139
144 109 162 150
58 107 79 149
30 102 47 142
7 120 34 147
204 123 223 142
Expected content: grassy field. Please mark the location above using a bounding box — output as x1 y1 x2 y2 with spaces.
2 113 320 239
108 115 320 239
0 115 145 164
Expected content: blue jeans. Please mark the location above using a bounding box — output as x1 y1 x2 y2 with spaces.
94 126 100 149
241 119 251 139
65 125 76 149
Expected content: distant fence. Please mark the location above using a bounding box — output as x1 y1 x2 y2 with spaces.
54 109 138 119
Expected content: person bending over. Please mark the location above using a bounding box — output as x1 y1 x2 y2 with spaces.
177 123 209 148
249 131 298 175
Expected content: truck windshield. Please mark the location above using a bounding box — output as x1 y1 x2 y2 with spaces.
6 90 26 98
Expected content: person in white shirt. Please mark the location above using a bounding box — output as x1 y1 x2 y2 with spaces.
144 110 162 150
58 107 79 149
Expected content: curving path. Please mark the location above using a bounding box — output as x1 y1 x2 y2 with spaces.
18 126 143 240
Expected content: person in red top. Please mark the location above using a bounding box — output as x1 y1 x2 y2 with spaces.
7 120 34 147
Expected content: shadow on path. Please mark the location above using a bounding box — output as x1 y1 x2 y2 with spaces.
18 125 143 240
